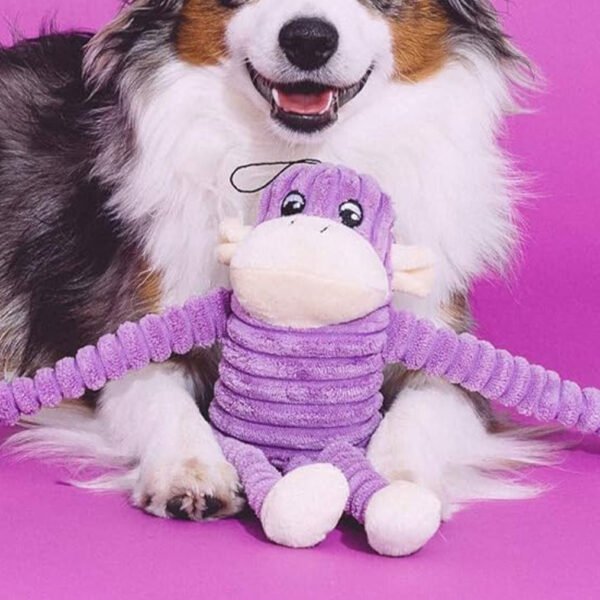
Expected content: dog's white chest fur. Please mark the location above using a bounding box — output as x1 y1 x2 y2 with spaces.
111 53 514 319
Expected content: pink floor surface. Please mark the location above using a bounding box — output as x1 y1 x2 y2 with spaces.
2 427 600 600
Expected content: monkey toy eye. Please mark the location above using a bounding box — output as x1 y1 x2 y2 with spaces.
281 192 306 216
339 200 363 228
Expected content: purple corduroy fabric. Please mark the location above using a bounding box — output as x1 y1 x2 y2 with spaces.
385 310 600 434
217 434 281 515
1 162 599 530
0 382 19 426
0 288 231 425
11 377 40 416
318 442 388 523
209 298 388 471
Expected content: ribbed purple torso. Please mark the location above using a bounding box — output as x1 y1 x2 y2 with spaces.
209 297 390 467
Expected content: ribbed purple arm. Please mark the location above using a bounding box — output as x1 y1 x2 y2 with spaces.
386 310 600 434
0 289 231 426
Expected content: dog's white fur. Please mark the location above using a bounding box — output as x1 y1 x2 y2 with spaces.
10 0 552 535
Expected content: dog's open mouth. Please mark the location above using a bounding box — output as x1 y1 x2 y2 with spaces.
246 62 373 134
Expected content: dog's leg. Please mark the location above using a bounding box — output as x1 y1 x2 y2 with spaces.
98 362 244 521
368 379 551 536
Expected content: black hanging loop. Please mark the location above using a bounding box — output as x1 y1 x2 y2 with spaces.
229 159 322 195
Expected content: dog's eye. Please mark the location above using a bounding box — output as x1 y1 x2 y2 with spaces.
218 0 247 8
281 192 306 216
365 0 402 15
339 200 363 228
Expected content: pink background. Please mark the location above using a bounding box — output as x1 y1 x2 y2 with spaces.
1 2 599 599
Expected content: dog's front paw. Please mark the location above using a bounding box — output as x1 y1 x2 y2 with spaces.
133 458 245 521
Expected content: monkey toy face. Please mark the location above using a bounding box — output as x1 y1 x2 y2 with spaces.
219 164 434 328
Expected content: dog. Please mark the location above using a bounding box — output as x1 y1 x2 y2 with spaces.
0 0 551 547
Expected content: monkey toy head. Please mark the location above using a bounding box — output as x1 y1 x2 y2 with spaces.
219 163 434 328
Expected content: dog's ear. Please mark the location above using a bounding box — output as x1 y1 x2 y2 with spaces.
439 1 531 73
84 0 184 94
441 0 506 36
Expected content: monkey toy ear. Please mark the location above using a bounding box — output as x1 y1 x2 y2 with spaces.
390 245 436 298
217 218 253 266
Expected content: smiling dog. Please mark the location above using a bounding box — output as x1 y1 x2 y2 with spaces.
0 0 550 546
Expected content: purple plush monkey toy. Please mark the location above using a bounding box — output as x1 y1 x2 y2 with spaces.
2 163 599 557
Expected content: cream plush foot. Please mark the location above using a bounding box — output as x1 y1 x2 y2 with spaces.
364 481 442 557
260 463 350 548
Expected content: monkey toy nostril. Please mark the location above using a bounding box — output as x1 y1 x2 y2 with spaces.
279 18 339 71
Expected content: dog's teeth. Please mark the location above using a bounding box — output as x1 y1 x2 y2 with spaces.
319 91 335 115
272 88 281 107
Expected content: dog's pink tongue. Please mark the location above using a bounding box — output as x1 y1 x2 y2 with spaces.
273 88 334 115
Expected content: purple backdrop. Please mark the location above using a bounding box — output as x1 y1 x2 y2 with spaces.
0 3 599 600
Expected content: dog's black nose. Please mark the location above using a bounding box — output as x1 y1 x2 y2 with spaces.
279 18 339 71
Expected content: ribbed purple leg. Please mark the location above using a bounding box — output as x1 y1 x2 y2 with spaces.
283 454 313 474
217 434 282 516
317 442 388 524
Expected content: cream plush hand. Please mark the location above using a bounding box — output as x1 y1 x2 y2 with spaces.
217 218 252 265
390 245 436 298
